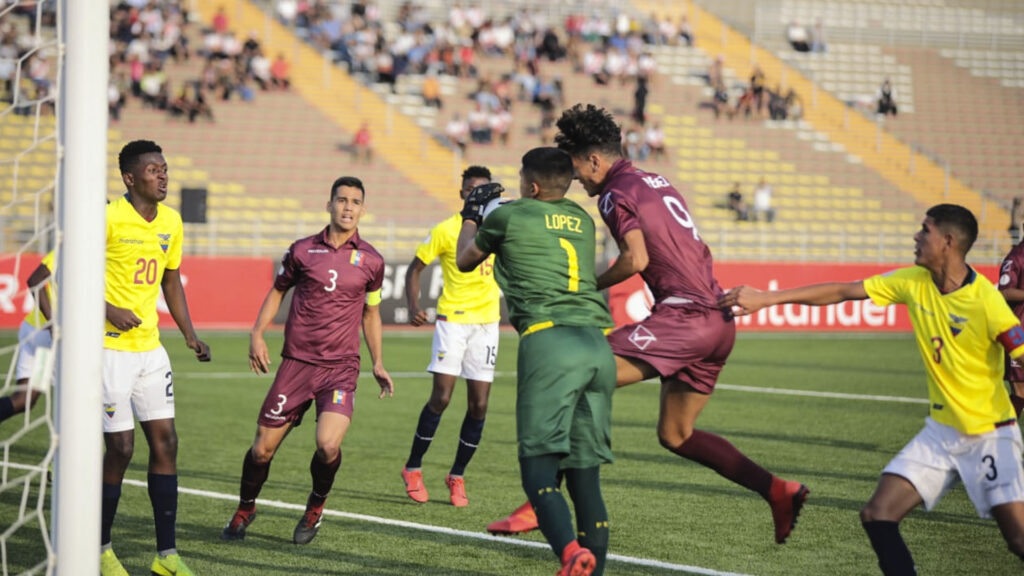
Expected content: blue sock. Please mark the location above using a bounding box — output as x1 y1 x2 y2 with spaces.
405 405 442 469
0 396 13 423
450 414 484 476
148 474 178 553
101 483 122 546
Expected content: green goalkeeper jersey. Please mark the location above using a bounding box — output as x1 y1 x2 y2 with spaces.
475 197 612 336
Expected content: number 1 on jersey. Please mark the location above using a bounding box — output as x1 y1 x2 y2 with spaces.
558 238 579 292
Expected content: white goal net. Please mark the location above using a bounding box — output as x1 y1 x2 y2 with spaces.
1 1 105 575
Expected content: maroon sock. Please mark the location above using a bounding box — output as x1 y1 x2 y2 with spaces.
239 448 271 510
1012 395 1024 418
670 430 774 500
308 452 342 508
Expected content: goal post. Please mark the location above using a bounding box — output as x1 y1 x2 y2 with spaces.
53 0 107 574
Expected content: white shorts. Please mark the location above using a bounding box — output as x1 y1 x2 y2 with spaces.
102 347 175 433
427 320 499 382
16 320 52 383
883 417 1024 518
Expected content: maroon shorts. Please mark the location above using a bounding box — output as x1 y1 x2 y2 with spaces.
1006 354 1024 383
606 305 735 394
257 357 359 428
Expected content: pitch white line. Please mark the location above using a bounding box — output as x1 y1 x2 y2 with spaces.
177 371 928 405
116 478 756 576
716 383 928 404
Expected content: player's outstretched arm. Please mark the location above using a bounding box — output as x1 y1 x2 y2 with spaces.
162 268 211 362
597 229 649 291
362 304 394 398
405 257 430 326
719 281 868 316
249 286 285 374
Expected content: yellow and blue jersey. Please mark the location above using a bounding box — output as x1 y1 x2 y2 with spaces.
415 213 500 324
104 196 183 352
23 250 56 329
864 266 1024 434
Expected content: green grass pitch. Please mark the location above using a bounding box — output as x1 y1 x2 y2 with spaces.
1 330 1020 575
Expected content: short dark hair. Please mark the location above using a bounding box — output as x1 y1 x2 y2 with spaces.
554 103 622 158
330 176 365 200
926 203 978 255
118 140 162 174
521 147 574 195
461 165 491 183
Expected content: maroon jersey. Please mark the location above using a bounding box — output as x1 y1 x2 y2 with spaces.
1000 241 1024 322
598 159 722 308
274 227 384 366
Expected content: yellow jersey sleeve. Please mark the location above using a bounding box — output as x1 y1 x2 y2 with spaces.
414 220 447 266
862 268 910 307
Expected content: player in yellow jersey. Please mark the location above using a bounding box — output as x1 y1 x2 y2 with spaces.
401 166 502 507
100 141 210 576
719 204 1024 574
0 252 54 425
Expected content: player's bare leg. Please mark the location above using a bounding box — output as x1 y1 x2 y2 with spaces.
295 412 350 545
991 502 1024 561
223 423 293 540
658 377 808 544
403 372 458 503
860 473 923 575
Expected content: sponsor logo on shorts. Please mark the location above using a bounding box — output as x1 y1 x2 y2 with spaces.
263 413 286 421
437 350 446 361
628 325 656 350
332 390 346 406
104 403 116 418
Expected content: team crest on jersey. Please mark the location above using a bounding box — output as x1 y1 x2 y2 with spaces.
332 390 346 406
351 250 363 266
104 403 116 418
628 325 657 350
157 233 171 253
948 312 968 337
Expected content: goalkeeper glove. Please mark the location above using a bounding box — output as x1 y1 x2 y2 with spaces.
461 182 505 225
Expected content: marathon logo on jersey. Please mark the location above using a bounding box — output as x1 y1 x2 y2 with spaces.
332 390 346 406
599 193 615 216
104 403 116 418
157 233 171 253
628 325 657 350
351 250 363 267
948 312 968 337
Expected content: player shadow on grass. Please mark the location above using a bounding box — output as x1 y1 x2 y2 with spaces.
608 422 883 452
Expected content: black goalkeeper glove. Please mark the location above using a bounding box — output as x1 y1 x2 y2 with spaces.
460 182 505 226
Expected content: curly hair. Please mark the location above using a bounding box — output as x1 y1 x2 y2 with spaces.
461 165 492 182
554 104 622 157
118 140 163 174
